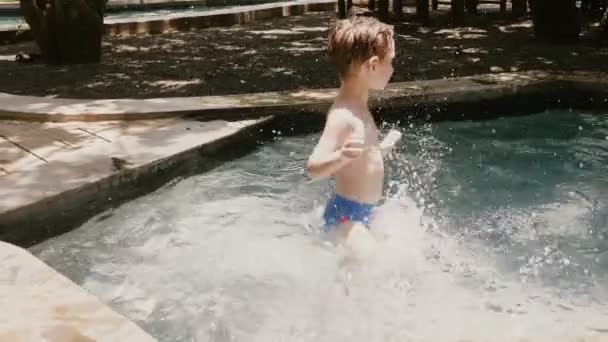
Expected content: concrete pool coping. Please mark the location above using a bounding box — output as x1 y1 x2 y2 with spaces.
0 70 607 123
0 240 157 341
1 71 607 342
0 0 335 43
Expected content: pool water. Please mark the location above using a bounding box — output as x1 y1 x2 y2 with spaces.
31 109 608 341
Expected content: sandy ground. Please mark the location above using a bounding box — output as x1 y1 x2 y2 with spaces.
0 10 607 99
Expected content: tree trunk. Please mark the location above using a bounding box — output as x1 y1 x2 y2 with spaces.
393 0 404 18
500 0 506 13
512 0 527 17
465 0 478 14
378 0 389 21
416 0 430 23
598 6 608 44
531 0 580 43
452 0 465 24
20 0 107 65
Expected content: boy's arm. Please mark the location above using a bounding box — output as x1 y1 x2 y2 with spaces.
306 109 363 180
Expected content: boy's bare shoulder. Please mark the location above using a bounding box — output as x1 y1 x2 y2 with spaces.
326 107 358 127
328 106 355 118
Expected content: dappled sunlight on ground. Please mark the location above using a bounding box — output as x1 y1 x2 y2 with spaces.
0 11 606 99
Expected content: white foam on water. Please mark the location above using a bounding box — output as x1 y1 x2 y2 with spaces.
31 181 608 342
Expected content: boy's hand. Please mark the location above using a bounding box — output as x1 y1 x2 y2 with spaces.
340 137 365 160
382 129 402 149
379 129 402 156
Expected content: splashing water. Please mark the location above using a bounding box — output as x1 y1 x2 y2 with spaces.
31 109 608 341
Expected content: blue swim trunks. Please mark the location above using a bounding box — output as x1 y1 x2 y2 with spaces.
323 193 375 231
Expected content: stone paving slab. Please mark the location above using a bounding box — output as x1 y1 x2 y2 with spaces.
0 240 157 341
0 116 270 246
0 117 263 212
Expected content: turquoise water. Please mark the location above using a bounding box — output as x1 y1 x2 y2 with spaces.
31 109 608 341
393 109 608 292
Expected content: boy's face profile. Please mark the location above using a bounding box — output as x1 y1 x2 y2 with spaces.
369 37 395 90
359 37 395 91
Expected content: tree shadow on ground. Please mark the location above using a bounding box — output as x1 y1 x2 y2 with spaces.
0 10 606 99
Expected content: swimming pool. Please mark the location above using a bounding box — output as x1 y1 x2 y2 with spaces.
31 108 608 341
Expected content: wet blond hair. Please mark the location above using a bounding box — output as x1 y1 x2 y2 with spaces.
328 15 394 77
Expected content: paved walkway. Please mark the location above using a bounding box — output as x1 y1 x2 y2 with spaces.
0 117 264 218
0 241 156 341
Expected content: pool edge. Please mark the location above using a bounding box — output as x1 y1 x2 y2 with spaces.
0 240 158 341
1 71 606 122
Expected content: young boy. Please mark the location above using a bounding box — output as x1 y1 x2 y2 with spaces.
306 16 402 255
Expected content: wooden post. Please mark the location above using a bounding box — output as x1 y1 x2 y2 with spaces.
378 0 389 20
465 0 478 14
369 0 376 11
598 6 608 44
393 0 404 18
581 0 590 13
512 0 527 17
338 0 346 18
500 0 507 13
417 0 430 22
432 0 438 10
591 0 608 14
452 0 465 24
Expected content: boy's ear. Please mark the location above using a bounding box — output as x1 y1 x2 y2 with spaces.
368 56 380 68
